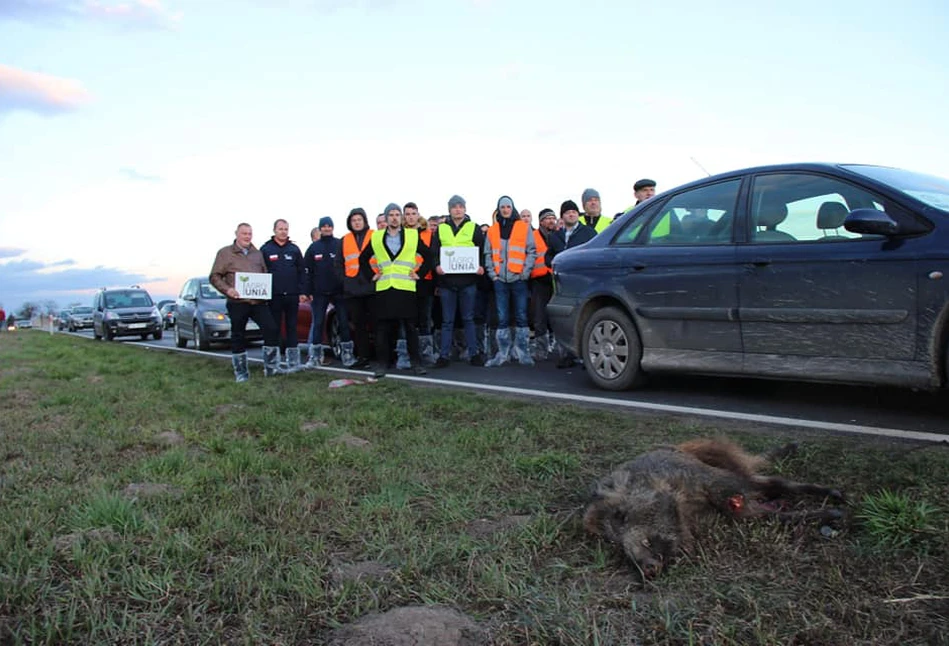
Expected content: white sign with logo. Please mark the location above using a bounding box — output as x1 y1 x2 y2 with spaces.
234 272 273 299
440 247 480 274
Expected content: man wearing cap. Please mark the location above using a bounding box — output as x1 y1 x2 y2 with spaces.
335 207 374 369
546 200 596 368
634 179 657 205
430 194 486 368
303 217 357 369
359 202 432 377
260 219 307 372
484 195 536 367
580 188 612 234
530 208 558 360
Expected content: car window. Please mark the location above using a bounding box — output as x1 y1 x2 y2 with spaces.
200 283 225 299
611 201 663 245
750 173 885 243
642 180 741 246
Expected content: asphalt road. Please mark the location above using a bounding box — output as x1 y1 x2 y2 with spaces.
64 327 949 439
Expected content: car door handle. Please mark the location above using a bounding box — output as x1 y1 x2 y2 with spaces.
747 258 772 267
626 262 647 272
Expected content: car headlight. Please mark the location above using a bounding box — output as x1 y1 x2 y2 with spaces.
203 311 228 321
104 312 117 321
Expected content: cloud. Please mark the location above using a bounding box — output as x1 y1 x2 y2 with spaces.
120 167 162 182
0 0 181 29
0 64 91 115
0 247 27 259
0 256 161 312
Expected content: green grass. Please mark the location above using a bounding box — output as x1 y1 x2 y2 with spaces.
1 332 948 644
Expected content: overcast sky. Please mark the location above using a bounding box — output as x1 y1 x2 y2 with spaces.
2 0 948 312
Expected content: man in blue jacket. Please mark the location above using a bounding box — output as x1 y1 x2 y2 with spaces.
260 219 306 371
303 217 356 368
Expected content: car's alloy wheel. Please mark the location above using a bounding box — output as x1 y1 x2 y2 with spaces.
174 323 187 348
196 321 210 351
582 305 645 391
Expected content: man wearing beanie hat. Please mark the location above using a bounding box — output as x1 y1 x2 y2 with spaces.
303 216 356 369
580 188 613 234
358 202 433 377
260 218 307 372
546 200 596 368
429 193 487 368
333 207 374 369
483 195 536 367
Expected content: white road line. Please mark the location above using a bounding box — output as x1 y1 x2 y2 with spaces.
132 338 949 444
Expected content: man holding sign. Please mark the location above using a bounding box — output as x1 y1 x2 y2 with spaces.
210 222 283 382
429 194 486 368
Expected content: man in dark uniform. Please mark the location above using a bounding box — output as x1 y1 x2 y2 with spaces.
260 219 306 371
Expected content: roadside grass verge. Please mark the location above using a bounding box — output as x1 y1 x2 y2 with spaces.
0 332 946 644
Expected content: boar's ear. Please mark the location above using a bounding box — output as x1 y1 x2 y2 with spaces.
589 476 615 500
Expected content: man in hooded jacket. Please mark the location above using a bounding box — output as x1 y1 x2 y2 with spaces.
334 207 374 369
483 195 536 367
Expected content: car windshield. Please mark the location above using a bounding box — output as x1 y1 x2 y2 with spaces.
200 283 225 299
73 307 93 314
104 291 153 309
843 165 949 212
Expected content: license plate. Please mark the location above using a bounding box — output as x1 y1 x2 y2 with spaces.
247 321 259 331
128 323 147 329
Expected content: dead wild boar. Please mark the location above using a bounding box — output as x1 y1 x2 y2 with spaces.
583 438 843 577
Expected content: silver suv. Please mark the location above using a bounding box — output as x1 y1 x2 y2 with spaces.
174 277 262 350
92 288 163 341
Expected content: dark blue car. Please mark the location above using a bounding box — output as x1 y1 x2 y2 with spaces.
548 163 949 391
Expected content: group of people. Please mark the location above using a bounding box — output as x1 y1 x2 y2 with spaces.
209 179 658 382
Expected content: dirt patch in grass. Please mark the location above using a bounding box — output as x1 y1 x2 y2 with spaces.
330 560 394 586
153 430 185 446
122 482 183 499
328 606 487 646
329 433 371 449
52 528 121 553
464 514 532 539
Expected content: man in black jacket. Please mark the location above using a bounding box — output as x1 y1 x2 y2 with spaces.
546 200 596 368
303 217 356 368
260 219 306 371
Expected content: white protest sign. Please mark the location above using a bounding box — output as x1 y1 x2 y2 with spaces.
235 272 273 299
440 247 480 274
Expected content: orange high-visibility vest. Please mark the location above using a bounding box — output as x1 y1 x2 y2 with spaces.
487 219 529 275
342 231 373 277
530 230 550 278
419 229 433 281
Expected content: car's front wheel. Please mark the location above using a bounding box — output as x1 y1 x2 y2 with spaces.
174 323 187 348
582 305 646 391
195 321 210 351
104 326 114 342
153 329 163 340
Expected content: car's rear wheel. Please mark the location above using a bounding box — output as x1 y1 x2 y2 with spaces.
174 323 187 348
582 305 646 391
328 313 341 359
196 321 210 351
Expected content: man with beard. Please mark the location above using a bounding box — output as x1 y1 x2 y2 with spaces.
359 203 432 378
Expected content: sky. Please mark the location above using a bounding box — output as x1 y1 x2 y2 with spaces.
1 0 949 313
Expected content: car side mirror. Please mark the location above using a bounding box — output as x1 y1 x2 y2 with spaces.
182 294 197 302
844 208 899 236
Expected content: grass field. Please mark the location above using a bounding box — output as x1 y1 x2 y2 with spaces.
1 332 947 645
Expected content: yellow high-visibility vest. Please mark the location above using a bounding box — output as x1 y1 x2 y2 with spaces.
371 229 420 292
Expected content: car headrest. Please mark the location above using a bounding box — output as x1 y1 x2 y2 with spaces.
817 202 849 230
756 199 788 228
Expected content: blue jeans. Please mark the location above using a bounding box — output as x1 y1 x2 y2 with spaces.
308 293 351 345
493 279 528 328
439 283 478 358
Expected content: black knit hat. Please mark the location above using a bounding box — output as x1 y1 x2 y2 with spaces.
560 200 579 216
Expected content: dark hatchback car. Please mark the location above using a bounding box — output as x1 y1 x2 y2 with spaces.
548 163 949 391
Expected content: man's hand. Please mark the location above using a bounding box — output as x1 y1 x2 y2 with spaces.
408 270 419 280
226 287 240 299
436 266 445 275
476 267 484 275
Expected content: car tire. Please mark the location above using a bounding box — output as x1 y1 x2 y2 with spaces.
141 334 149 340
104 326 114 342
328 313 342 359
69 323 75 332
196 321 210 351
93 325 102 340
581 305 646 391
174 323 187 348
153 329 163 340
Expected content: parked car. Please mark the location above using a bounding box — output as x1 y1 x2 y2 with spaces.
174 277 262 350
92 287 163 341
57 309 73 331
67 306 94 331
548 163 949 391
295 301 343 357
159 303 177 329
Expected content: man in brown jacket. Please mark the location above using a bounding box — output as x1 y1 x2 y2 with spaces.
210 222 283 381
